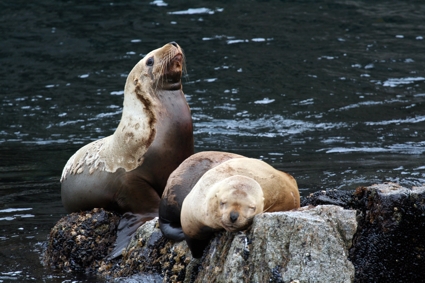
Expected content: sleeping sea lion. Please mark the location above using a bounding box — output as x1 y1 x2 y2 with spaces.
159 151 244 241
180 157 300 258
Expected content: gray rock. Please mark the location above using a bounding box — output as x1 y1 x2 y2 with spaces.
193 205 356 283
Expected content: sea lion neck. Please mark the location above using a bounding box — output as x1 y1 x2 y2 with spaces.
159 80 182 91
154 88 184 100
101 86 157 173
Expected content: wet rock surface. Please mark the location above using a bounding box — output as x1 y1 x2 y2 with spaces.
352 184 425 282
43 183 425 282
194 205 356 283
43 208 121 273
302 183 425 282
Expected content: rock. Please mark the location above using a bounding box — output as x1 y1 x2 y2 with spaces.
43 183 425 282
108 218 190 281
301 182 425 282
43 208 120 273
300 188 355 209
44 205 356 282
349 183 425 282
195 205 356 283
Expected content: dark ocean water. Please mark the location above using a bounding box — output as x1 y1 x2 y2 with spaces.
1 0 424 282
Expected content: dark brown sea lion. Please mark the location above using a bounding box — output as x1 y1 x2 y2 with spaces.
180 157 300 258
158 151 244 241
60 42 194 257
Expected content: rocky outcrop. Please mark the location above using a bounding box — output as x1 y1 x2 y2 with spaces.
43 208 120 273
352 184 425 282
194 205 356 283
44 205 357 282
43 183 425 282
302 183 425 282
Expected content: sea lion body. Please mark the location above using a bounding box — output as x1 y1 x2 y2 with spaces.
60 42 194 257
159 151 244 241
180 157 300 258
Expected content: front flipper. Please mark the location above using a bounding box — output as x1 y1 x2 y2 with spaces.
109 212 156 259
184 226 216 259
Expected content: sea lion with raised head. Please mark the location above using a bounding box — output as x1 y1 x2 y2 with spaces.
60 42 194 257
180 157 300 258
159 151 244 241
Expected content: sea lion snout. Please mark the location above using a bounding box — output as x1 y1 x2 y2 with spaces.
229 211 239 223
160 43 184 89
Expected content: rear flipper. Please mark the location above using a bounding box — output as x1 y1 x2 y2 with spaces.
159 217 185 241
109 212 156 259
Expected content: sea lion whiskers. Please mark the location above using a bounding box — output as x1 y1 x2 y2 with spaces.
180 50 187 77
262 202 275 213
152 46 184 92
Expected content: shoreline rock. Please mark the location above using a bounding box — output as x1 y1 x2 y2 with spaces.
43 183 425 282
302 183 425 282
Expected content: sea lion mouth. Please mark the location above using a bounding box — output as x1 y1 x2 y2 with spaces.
161 51 184 90
222 221 250 232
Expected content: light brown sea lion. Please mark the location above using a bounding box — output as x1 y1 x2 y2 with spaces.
159 151 244 241
180 157 300 258
60 42 194 258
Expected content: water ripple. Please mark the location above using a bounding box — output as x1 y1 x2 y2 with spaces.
365 115 425 125
193 115 349 138
168 7 223 15
324 142 425 155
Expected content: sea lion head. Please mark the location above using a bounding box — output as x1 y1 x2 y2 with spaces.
106 42 186 172
214 175 264 232
125 41 185 95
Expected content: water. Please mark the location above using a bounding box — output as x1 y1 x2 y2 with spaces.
1 0 425 281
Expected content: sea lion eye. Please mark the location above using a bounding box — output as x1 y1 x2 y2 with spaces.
249 206 256 211
146 57 154 66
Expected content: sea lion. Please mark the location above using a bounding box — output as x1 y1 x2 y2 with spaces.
180 157 300 258
159 151 244 241
60 42 194 257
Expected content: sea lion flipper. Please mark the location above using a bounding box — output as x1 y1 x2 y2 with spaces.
109 212 155 259
158 197 185 241
158 218 185 241
184 225 216 259
185 235 213 259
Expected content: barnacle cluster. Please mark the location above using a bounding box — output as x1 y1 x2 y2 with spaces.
43 208 120 273
44 212 193 282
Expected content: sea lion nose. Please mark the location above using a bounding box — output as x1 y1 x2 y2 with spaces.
229 211 239 223
170 41 178 47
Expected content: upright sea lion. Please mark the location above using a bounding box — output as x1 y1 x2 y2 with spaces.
60 42 194 257
159 151 244 241
180 157 300 258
